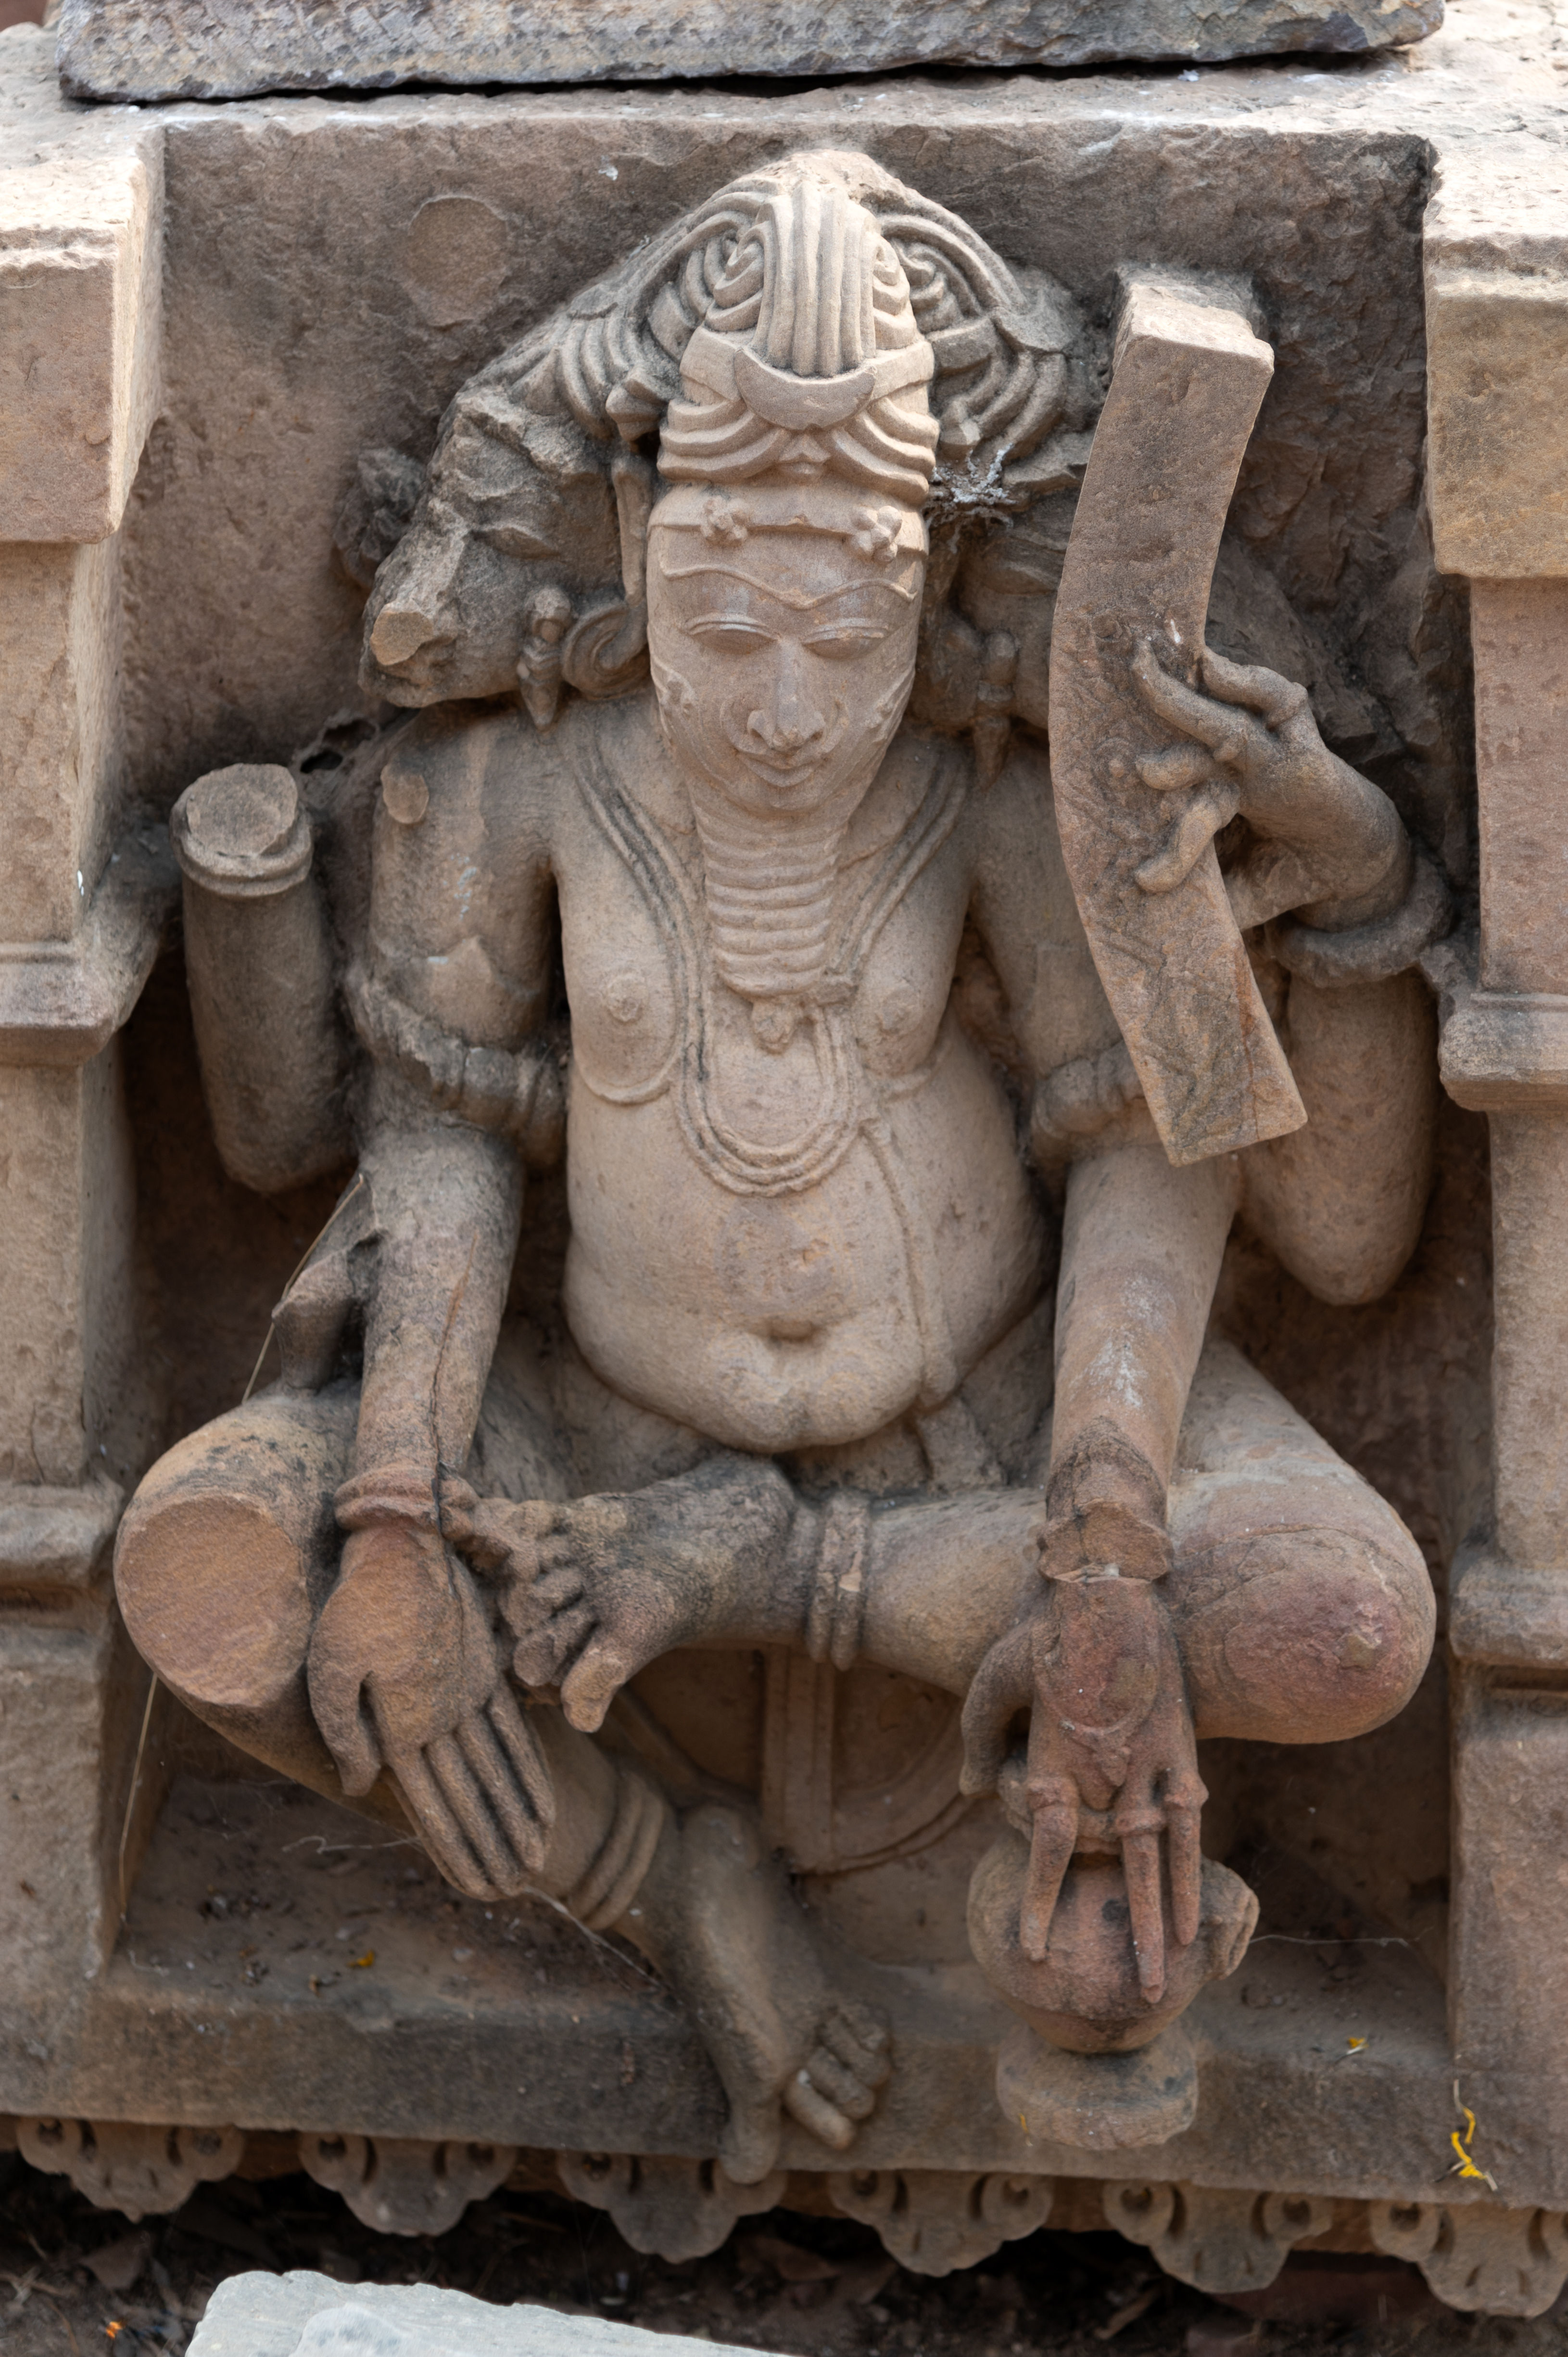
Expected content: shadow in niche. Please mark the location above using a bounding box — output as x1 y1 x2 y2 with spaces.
1203 1092 1492 1989
120 943 354 1460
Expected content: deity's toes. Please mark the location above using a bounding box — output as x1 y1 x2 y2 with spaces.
784 2004 894 2146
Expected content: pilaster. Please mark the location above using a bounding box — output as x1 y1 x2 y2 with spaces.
0 99 170 2003
1427 141 1568 2159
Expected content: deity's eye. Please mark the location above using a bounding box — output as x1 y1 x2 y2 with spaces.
801 623 893 661
683 616 776 653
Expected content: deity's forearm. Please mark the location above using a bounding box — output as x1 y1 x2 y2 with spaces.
1043 1141 1239 1578
490 1449 1049 1717
1231 752 1412 936
343 1072 524 1528
688 1481 1043 1684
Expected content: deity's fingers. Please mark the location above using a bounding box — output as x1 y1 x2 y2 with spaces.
1020 1776 1078 1963
512 1601 595 1692
454 1702 549 1879
307 1650 383 1800
560 1635 640 1734
438 1484 498 1560
1137 743 1218 794
486 1681 557 1837
1163 1761 1207 1950
425 1727 525 1895
960 1621 1036 1796
458 1496 561 1573
1200 646 1309 727
1135 780 1242 896
1120 1815 1167 2004
392 1745 495 1899
1130 642 1260 765
531 1564 588 1610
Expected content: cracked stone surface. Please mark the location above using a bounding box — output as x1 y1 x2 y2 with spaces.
54 0 1443 102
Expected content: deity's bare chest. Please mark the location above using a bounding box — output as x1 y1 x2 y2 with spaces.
560 742 972 1183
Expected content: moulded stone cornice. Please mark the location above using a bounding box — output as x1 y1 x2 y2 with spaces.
0 819 176 1066
0 102 164 544
1450 1555 1568 1669
0 1473 123 1591
1439 985 1568 1112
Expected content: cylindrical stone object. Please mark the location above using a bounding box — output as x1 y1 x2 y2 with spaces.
171 762 350 1192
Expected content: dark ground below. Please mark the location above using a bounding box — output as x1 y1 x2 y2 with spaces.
1 2153 1562 2357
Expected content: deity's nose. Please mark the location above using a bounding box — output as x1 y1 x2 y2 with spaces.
748 648 824 754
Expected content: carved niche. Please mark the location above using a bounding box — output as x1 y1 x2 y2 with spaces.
115 148 1449 2191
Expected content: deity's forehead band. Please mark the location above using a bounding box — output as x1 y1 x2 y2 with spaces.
650 482 929 564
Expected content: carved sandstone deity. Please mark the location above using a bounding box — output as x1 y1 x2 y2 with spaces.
119 153 1441 2170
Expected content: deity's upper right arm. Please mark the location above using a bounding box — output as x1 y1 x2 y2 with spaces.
365 706 558 1052
345 706 566 1168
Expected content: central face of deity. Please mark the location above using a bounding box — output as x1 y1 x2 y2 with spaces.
647 517 924 825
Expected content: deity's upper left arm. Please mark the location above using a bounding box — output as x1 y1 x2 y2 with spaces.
367 706 560 1052
963 739 1122 1084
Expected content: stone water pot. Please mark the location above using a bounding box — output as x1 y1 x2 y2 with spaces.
968 1826 1257 2054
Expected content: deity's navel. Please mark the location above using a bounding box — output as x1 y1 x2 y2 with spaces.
714 1197 851 1336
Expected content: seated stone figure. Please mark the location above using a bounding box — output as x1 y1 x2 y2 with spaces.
118 152 1438 2175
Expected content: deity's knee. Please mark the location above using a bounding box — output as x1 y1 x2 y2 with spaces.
1173 1516 1434 1746
1167 1338 1435 1745
114 1383 357 1789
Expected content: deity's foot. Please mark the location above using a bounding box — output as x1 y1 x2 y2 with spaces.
620 1801 891 2184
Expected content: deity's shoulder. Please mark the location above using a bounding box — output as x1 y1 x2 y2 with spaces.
378 697 578 860
839 726 961 874
554 683 693 847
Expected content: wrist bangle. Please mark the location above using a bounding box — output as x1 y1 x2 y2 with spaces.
336 1461 439 1532
1269 842 1450 989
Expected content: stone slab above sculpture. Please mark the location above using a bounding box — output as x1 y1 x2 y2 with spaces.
54 0 1442 102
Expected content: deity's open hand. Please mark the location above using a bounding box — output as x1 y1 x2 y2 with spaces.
308 1520 555 1899
441 1483 700 1733
961 1574 1204 2006
1130 642 1409 927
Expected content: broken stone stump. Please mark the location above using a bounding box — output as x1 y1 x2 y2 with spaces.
188 2271 773 2357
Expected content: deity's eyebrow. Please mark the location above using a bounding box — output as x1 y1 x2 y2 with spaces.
656 561 919 608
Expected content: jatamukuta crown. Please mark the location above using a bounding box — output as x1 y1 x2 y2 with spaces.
658 168 938 514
